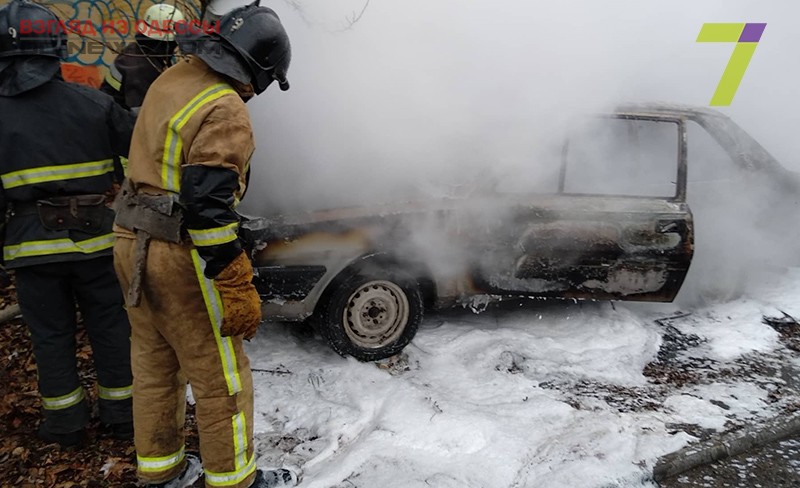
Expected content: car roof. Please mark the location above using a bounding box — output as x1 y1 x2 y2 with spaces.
613 102 726 120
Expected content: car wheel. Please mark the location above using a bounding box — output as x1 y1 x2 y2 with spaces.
314 267 423 361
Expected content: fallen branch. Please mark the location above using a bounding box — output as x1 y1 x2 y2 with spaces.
251 367 293 376
653 411 800 481
654 312 692 328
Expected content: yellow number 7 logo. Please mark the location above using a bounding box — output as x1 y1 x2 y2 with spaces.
697 23 766 106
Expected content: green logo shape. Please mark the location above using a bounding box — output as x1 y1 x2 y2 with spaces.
697 23 766 106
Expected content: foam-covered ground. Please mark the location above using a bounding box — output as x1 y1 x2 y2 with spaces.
244 268 800 488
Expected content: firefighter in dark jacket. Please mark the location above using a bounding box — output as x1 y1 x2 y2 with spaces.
0 0 135 447
113 4 295 487
100 4 185 111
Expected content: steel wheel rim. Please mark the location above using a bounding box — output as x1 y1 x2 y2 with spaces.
342 280 409 349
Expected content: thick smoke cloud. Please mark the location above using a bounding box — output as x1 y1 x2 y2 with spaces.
241 0 798 213
240 0 799 304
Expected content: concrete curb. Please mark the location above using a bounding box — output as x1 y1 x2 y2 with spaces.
653 411 800 482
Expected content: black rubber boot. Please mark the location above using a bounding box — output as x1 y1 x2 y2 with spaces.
36 424 85 448
111 421 134 440
98 421 134 441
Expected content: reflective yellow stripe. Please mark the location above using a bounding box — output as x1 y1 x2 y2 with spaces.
192 249 250 485
137 446 185 473
3 233 115 262
188 222 239 247
120 156 129 177
42 387 84 410
161 83 237 193
190 249 242 395
1 159 115 189
205 454 256 487
98 384 132 400
232 412 248 470
104 69 121 91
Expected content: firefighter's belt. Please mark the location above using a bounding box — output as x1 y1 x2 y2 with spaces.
114 182 183 244
114 181 184 307
34 194 109 235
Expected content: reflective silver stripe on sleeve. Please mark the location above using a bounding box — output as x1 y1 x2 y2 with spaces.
188 222 239 247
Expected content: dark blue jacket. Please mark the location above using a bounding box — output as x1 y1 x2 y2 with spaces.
0 77 135 268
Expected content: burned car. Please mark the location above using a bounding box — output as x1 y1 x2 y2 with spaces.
241 104 799 361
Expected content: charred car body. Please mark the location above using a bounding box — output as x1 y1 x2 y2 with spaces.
241 104 799 361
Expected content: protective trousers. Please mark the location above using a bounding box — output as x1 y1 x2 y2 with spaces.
113 236 256 488
15 256 133 433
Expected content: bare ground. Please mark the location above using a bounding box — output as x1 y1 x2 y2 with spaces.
0 279 200 487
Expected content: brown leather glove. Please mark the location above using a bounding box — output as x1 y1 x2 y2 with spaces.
214 252 262 339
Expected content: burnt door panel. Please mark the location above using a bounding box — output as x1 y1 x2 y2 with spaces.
515 205 692 301
475 116 693 302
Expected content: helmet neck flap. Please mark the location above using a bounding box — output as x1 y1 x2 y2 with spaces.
0 56 60 96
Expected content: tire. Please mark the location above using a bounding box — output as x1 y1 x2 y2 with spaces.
314 267 423 361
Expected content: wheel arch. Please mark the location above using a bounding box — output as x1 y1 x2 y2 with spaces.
314 251 437 317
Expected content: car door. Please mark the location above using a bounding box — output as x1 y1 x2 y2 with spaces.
474 115 694 302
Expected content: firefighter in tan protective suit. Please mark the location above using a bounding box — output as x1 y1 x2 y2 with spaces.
112 3 294 487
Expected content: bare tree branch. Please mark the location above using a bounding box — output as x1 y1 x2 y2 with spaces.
281 0 313 26
339 0 370 32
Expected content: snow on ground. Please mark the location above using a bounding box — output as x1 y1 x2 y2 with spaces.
244 267 800 488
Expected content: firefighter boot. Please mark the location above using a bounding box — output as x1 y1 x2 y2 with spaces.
99 421 134 441
146 454 203 488
249 468 297 488
111 421 134 440
36 424 85 448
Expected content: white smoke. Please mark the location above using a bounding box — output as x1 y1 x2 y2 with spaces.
240 0 800 304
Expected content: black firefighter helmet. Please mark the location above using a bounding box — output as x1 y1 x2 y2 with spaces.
178 1 290 95
0 0 67 60
0 0 67 96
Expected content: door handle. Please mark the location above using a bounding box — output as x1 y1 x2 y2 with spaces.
657 219 683 234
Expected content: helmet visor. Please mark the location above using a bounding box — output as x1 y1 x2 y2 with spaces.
252 50 290 94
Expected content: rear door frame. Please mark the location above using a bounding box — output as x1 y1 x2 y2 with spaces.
558 114 688 203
